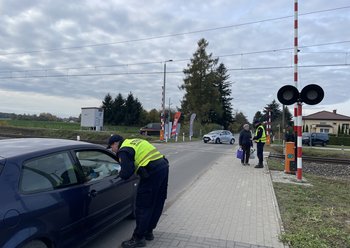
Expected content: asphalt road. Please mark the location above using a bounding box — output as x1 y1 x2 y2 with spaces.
83 140 237 248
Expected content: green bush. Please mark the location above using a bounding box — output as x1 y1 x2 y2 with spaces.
329 136 350 146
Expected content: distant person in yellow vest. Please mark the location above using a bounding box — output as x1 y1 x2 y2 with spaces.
252 120 267 168
107 135 169 248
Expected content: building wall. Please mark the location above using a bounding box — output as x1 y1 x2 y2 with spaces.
81 108 104 128
303 119 350 134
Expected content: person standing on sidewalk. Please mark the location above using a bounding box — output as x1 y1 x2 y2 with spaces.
252 120 266 168
107 135 169 248
239 124 253 165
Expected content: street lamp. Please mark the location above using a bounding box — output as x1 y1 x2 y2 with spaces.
161 59 173 141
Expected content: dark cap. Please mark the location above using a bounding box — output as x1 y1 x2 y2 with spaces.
107 134 124 148
254 120 261 124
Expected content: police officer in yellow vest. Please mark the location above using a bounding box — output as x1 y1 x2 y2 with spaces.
107 135 169 248
252 120 267 168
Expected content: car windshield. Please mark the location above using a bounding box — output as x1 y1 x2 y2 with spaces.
208 131 221 135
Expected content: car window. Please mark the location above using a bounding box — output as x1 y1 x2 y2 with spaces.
75 150 120 182
0 159 4 175
20 152 78 194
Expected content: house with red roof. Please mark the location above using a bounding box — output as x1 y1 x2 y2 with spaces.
303 110 350 134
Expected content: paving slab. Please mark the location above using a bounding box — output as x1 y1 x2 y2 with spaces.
148 152 286 248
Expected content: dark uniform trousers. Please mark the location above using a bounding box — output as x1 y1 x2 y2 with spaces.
133 158 169 239
256 142 265 164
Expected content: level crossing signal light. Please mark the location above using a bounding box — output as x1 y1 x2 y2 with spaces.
277 84 324 178
277 84 324 105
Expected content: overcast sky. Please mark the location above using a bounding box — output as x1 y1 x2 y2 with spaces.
0 0 349 121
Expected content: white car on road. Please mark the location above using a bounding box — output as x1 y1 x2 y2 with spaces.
203 130 235 144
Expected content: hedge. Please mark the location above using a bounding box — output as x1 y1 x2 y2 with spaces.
329 135 350 146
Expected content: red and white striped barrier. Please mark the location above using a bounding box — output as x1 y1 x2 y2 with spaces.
293 0 303 180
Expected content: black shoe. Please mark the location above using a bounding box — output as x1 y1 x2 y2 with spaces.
121 236 146 248
145 232 154 241
254 164 263 168
245 163 250 166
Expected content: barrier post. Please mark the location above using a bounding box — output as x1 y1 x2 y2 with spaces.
266 135 271 145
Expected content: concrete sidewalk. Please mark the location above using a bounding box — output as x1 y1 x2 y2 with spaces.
148 152 286 248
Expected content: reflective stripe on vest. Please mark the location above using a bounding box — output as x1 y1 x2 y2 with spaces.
120 139 163 172
255 125 267 143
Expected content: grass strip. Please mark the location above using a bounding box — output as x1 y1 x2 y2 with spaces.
268 159 350 247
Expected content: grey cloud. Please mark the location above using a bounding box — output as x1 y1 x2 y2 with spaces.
0 0 349 120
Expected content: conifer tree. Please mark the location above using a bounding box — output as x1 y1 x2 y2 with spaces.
263 100 281 122
101 93 114 124
124 92 143 125
180 38 221 124
215 63 233 129
112 93 125 125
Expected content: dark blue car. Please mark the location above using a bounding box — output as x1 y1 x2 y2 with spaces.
0 138 138 248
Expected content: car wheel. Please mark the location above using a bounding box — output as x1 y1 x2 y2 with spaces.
215 138 220 144
230 138 235 144
22 240 48 248
203 140 208 143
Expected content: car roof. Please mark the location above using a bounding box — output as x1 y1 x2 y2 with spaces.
0 138 103 159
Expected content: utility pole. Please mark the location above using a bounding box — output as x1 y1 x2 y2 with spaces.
168 98 172 124
160 60 173 141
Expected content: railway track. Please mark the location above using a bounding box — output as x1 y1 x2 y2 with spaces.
269 153 350 165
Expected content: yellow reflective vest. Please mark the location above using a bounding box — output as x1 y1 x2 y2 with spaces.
120 139 164 172
255 125 267 143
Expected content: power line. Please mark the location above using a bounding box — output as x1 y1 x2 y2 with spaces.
0 60 166 73
227 63 350 71
0 63 348 79
218 41 350 58
1 40 349 74
0 6 349 56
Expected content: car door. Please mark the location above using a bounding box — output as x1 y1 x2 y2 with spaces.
311 133 317 145
74 149 137 238
222 131 229 143
18 151 87 248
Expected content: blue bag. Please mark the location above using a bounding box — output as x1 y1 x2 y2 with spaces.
236 148 243 159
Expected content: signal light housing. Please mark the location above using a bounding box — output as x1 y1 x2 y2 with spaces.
277 84 324 105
